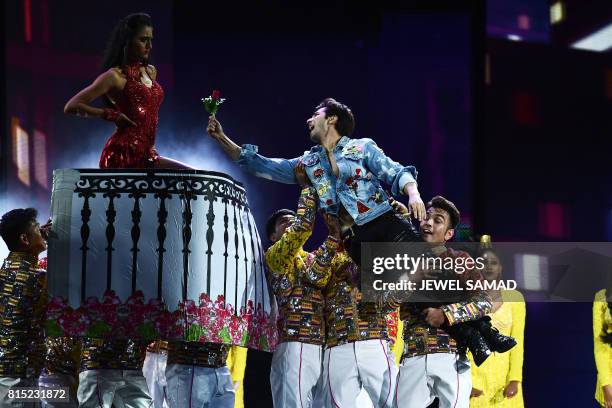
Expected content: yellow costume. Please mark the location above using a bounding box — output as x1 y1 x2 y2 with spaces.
470 290 525 407
593 289 612 407
392 319 404 365
264 186 335 346
226 346 248 408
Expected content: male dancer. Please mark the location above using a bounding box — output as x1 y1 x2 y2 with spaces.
394 196 492 408
39 337 81 408
163 341 235 408
76 337 152 408
142 342 247 408
206 97 425 265
264 165 340 407
321 235 398 408
317 197 411 408
0 209 49 407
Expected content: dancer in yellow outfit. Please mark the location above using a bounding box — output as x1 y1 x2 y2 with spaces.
470 248 525 408
593 288 612 407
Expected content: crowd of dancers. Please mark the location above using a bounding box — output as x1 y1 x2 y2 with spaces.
0 11 610 408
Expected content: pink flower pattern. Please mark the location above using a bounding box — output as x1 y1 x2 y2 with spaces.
45 291 278 351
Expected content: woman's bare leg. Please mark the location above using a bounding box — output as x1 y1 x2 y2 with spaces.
154 156 194 169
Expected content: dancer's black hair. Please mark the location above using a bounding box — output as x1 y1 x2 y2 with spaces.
101 13 152 72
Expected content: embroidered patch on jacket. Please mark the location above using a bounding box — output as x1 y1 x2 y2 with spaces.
342 144 364 159
357 201 370 214
345 177 358 194
368 191 384 204
317 182 330 197
302 154 320 167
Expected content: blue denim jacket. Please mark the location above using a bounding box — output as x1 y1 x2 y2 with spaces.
237 136 417 226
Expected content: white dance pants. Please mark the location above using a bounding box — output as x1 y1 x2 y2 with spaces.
394 353 471 408
269 342 323 408
322 339 397 408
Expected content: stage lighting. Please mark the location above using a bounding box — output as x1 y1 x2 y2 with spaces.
515 253 549 291
11 117 30 187
571 23 612 52
34 130 48 189
518 15 531 31
550 2 565 25
538 202 568 238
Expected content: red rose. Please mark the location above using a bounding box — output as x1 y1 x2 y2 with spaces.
313 169 324 178
326 199 333 205
355 168 362 176
212 90 221 100
345 177 354 186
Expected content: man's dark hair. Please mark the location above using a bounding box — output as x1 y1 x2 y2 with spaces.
265 209 296 241
427 196 460 230
0 208 38 251
316 98 355 137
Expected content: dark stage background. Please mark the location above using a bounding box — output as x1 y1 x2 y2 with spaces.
3 1 611 407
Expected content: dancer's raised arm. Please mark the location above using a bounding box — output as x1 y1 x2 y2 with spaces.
207 115 301 184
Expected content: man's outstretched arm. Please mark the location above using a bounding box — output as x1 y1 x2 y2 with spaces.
206 115 242 161
207 115 300 184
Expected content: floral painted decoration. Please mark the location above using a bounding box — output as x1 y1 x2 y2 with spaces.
44 291 278 351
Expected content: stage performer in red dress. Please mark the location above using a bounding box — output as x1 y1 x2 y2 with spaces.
64 13 193 408
64 13 190 169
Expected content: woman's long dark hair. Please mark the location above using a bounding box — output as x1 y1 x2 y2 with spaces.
101 13 152 72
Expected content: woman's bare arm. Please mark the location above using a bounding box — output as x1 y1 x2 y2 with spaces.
64 69 136 127
64 70 119 116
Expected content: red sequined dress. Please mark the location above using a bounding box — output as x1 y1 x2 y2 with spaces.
99 63 164 168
